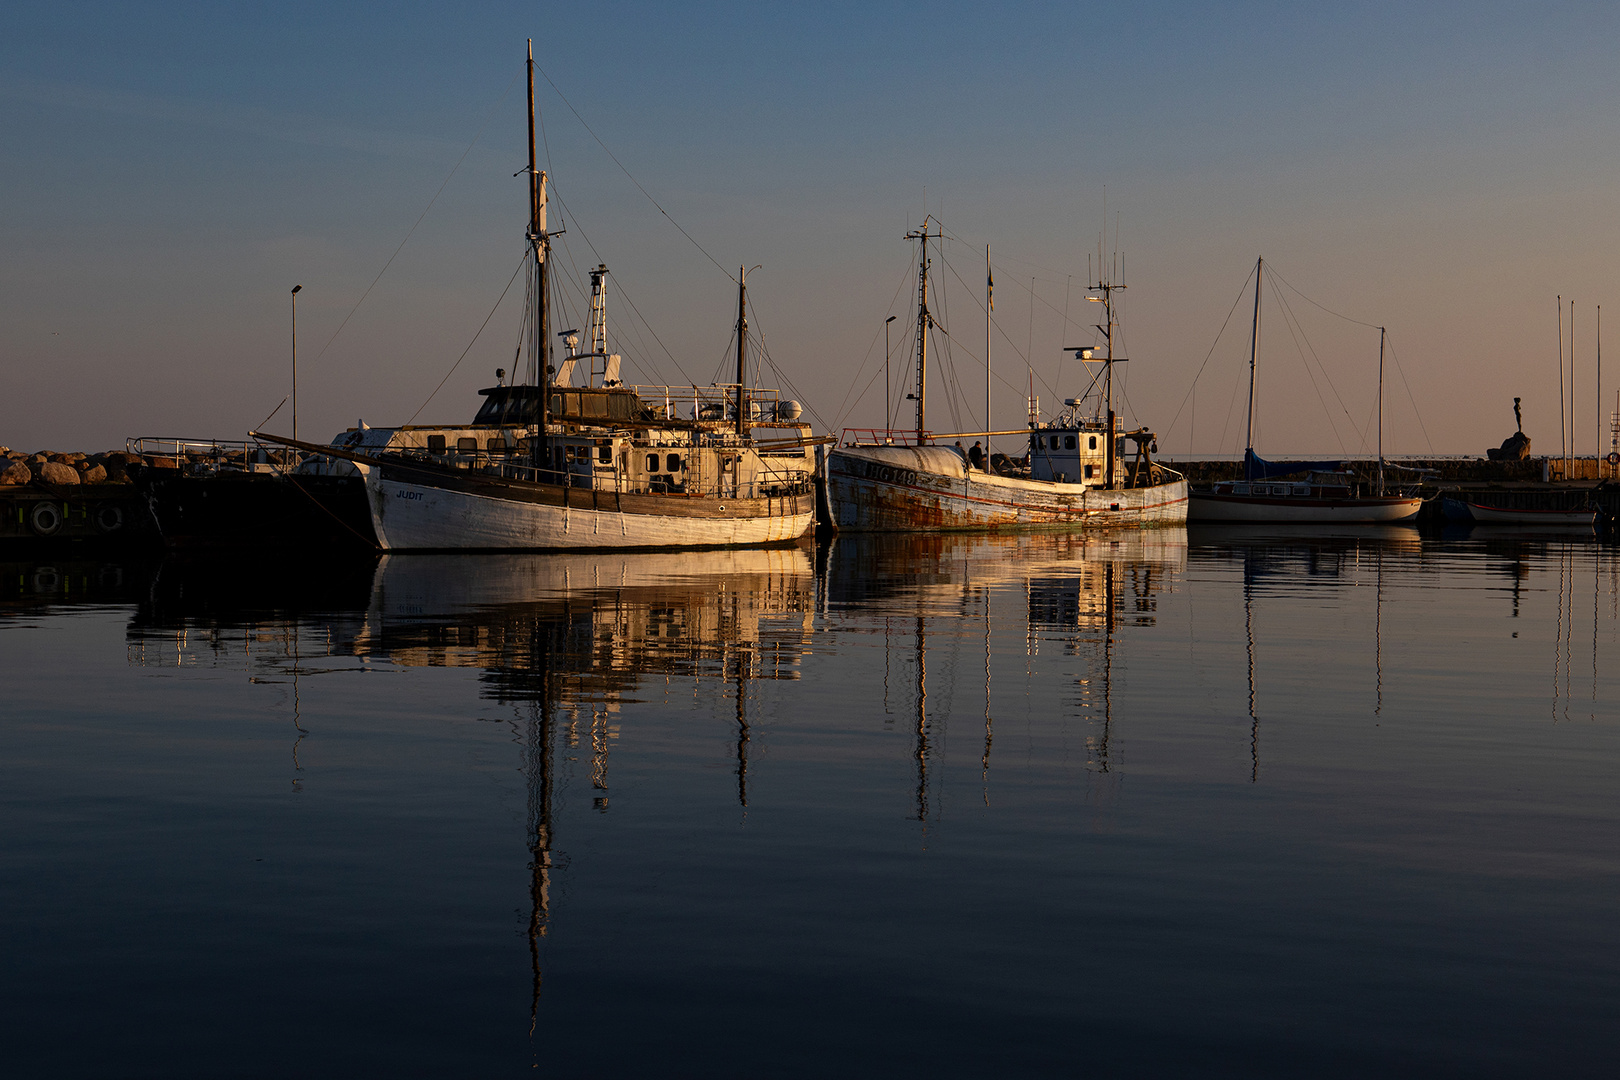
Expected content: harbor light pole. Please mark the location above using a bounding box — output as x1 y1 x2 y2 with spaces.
291 284 303 443
885 315 897 433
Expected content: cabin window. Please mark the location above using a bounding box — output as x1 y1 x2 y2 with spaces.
1084 464 1094 479
1088 436 1097 450
646 454 659 472
486 438 503 452
1049 436 1060 449
1065 435 1076 450
584 396 609 418
666 454 682 473
427 435 446 454
597 444 612 463
457 437 477 452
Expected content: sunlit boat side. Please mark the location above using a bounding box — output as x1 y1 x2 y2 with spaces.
827 220 1188 532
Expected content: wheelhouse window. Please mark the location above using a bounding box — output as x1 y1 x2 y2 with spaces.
597 444 612 463
666 454 682 473
427 435 446 454
1088 436 1097 450
457 437 477 452
646 454 659 472
1064 435 1076 449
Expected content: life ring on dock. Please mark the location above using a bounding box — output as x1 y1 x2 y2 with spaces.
94 505 125 533
29 501 63 537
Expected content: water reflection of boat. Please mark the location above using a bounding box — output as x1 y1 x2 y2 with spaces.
357 547 815 689
1189 528 1424 781
828 530 1187 813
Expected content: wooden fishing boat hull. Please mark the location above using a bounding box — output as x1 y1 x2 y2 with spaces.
827 446 1188 531
1189 490 1421 523
362 459 814 551
1455 501 1597 526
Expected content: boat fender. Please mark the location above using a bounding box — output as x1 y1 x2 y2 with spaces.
30 501 64 537
95 505 125 533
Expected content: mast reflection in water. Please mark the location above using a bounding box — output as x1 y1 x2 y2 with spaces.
5 526 1619 1076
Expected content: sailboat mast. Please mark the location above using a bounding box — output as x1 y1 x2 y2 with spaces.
736 266 748 439
1246 257 1262 458
978 244 991 446
527 41 551 466
1377 326 1386 496
1087 267 1126 491
905 221 932 441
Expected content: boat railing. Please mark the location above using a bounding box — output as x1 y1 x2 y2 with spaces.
841 428 934 447
386 445 815 500
126 437 302 475
623 384 802 424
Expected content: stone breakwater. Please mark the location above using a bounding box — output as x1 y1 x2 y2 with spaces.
0 448 175 488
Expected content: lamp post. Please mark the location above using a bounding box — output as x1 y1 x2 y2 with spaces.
290 285 303 443
884 315 897 434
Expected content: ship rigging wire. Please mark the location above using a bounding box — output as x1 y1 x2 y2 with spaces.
314 66 522 371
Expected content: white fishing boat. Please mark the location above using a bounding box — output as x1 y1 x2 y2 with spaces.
828 221 1188 531
259 42 820 552
1189 258 1422 524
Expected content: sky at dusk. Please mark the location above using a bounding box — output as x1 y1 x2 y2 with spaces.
4 1 1619 458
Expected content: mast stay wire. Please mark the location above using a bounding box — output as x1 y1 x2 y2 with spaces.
544 181 698 387
1268 275 1357 456
531 60 736 284
830 252 919 431
407 252 529 424
939 224 1105 345
746 299 835 433
1384 334 1436 455
929 258 970 431
934 244 1064 404
1163 262 1260 446
1266 263 1435 453
315 66 522 368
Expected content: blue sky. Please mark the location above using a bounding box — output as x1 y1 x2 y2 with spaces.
5 1 1619 456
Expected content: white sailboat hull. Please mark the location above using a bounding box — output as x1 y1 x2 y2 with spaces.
362 464 814 551
828 446 1188 531
1189 491 1422 523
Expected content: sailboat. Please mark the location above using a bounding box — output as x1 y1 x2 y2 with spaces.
1188 258 1422 524
258 42 820 551
826 222 1188 531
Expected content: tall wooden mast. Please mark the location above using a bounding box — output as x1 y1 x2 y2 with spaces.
1377 326 1386 496
905 219 935 441
1245 257 1263 476
527 41 551 464
736 266 748 439
1086 269 1125 490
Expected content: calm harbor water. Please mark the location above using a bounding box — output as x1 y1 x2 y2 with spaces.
3 527 1618 1077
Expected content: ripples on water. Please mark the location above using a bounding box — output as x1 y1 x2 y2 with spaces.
3 527 1618 1077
